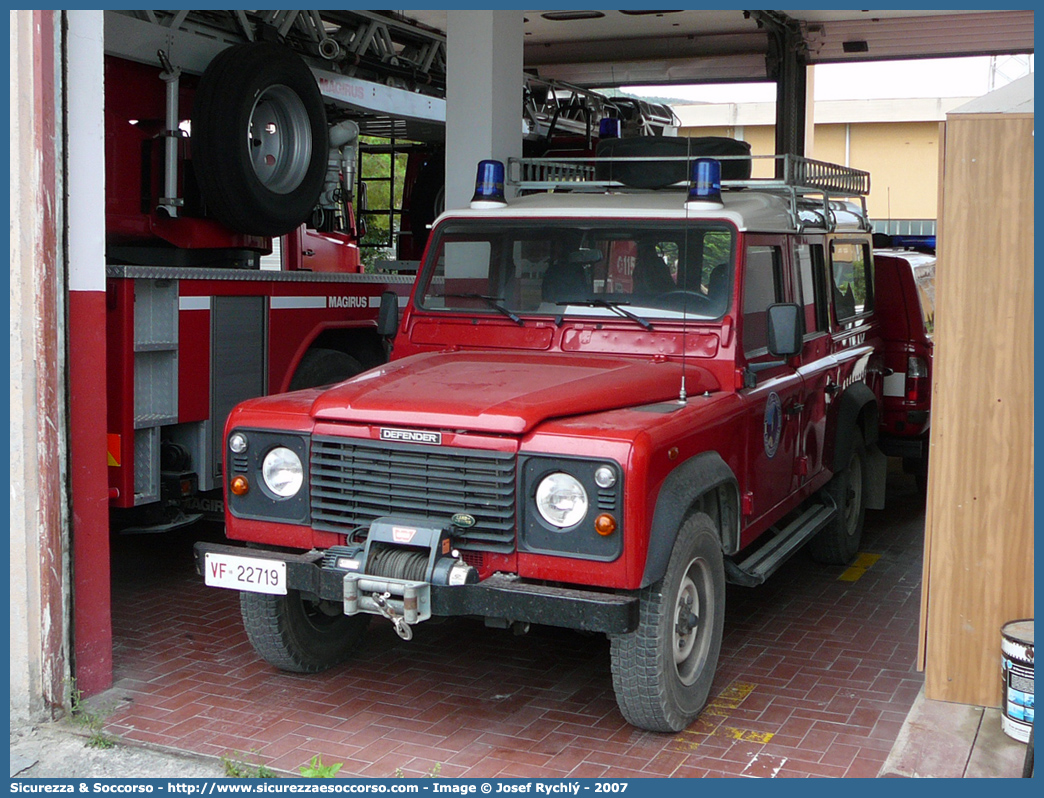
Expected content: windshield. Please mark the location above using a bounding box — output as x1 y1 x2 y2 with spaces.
416 221 735 322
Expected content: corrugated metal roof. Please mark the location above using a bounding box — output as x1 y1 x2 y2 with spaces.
949 74 1034 115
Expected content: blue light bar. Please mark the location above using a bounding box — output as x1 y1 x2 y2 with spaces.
598 117 621 139
890 234 936 251
685 158 723 208
470 160 507 208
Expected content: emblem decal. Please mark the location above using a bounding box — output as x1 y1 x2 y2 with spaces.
763 392 783 459
380 428 442 445
451 513 477 528
392 526 417 544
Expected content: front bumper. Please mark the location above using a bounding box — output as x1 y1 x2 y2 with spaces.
194 541 639 635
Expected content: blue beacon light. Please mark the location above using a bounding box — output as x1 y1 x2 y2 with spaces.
470 160 508 209
598 117 621 139
686 158 724 209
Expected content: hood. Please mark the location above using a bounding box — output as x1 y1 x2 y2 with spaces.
309 351 718 435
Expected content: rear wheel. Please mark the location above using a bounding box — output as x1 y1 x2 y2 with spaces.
610 513 725 732
240 590 367 673
810 435 867 565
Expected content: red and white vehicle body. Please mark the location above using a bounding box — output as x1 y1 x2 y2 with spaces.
196 146 892 732
873 242 936 483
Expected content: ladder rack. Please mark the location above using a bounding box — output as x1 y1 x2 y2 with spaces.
507 153 872 230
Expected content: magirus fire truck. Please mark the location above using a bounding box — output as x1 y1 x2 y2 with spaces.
103 10 440 533
103 11 677 533
195 143 894 732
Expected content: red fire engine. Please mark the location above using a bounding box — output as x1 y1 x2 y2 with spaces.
103 30 419 533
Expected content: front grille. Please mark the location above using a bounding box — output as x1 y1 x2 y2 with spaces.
310 437 517 553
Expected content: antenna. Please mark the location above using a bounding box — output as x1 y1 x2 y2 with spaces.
678 138 692 405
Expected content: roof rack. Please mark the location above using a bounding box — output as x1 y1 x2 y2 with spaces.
506 153 872 231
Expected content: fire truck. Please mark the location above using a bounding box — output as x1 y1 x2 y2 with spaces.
195 144 895 732
103 11 442 533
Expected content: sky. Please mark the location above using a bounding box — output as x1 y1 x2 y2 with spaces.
623 55 1033 104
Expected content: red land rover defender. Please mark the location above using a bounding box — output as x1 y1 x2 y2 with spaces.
196 145 888 732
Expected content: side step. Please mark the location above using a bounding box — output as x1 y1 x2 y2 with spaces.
724 501 837 587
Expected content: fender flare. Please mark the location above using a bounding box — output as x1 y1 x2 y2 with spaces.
830 382 879 473
640 451 740 588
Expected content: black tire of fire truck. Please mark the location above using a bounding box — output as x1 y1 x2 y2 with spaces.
288 348 363 390
809 435 868 565
240 589 368 673
192 42 329 237
594 136 753 189
610 513 725 732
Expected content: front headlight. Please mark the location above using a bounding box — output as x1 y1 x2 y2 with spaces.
535 472 589 528
262 446 303 498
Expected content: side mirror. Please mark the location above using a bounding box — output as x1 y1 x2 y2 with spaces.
766 303 803 357
377 291 400 338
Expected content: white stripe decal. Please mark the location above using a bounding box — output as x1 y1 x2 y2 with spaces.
179 296 211 311
271 296 328 309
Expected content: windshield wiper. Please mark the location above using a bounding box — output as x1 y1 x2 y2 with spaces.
443 293 524 326
557 299 654 331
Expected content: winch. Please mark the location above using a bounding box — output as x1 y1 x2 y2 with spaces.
321 516 478 640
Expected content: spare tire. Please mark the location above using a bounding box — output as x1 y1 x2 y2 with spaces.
595 136 752 189
192 42 328 237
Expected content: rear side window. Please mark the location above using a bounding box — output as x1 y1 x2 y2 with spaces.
913 265 936 336
830 241 873 322
795 243 827 334
742 245 783 356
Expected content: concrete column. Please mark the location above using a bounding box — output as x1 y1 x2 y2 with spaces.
444 11 523 210
10 9 68 721
66 9 113 696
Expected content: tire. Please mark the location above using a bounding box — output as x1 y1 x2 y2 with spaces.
610 513 726 732
594 136 752 189
288 348 362 390
809 435 868 565
240 589 367 673
192 42 328 236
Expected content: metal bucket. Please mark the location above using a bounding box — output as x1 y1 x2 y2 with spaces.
1001 619 1034 742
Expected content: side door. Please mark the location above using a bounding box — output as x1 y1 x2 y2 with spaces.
739 237 805 527
791 238 836 489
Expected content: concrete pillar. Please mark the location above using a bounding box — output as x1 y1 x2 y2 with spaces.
444 11 523 210
67 9 113 696
10 9 68 721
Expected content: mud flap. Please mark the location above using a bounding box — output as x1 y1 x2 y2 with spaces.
865 443 887 510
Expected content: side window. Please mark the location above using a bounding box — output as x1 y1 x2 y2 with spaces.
742 245 783 356
830 241 874 322
795 242 828 334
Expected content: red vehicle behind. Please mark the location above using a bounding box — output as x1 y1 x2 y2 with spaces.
873 237 936 490
104 44 412 533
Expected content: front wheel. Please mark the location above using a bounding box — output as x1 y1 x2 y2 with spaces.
610 513 725 732
240 590 368 673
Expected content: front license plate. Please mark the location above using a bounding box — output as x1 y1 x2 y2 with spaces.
204 553 287 595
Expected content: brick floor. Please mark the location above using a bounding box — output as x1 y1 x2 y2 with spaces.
102 472 926 778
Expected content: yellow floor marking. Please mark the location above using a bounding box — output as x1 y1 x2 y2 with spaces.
708 681 757 710
838 552 882 582
720 727 775 743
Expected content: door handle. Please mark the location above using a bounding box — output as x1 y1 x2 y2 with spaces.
825 382 840 396
785 402 805 417
303 249 315 257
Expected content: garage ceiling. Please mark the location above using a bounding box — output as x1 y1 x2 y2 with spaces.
401 8 1035 86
